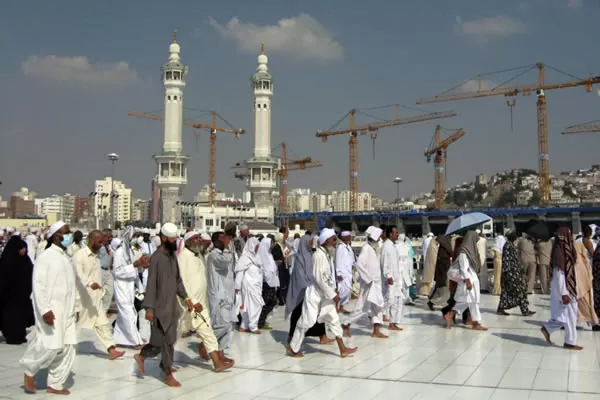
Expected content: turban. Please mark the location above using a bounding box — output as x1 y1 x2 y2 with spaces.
184 231 199 242
319 228 336 245
366 226 383 241
341 231 351 238
200 232 211 241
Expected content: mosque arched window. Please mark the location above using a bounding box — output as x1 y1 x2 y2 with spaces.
174 71 180 80
166 71 172 80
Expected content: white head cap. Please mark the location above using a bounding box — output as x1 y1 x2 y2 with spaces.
110 238 122 251
142 228 150 234
184 231 199 242
319 228 336 245
30 227 39 233
427 232 433 237
47 221 66 239
341 231 351 238
240 224 249 231
161 223 178 238
13 231 21 237
7 227 15 233
200 232 211 241
367 226 383 241
475 229 481 235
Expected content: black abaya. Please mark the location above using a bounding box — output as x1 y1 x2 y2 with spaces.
0 237 34 344
288 301 326 339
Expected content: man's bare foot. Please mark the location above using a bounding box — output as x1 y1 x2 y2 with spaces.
383 316 389 322
472 324 488 331
371 331 388 339
239 328 250 333
286 347 304 358
164 374 181 387
443 313 454 329
342 325 351 338
47 387 71 395
210 351 233 372
197 343 209 360
340 346 358 358
540 326 553 345
24 374 36 394
388 324 403 331
134 354 145 376
108 348 125 360
564 344 584 351
319 336 336 345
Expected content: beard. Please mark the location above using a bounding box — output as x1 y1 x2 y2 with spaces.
187 244 205 256
164 240 178 254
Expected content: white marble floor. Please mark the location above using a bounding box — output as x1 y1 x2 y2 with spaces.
1 294 599 400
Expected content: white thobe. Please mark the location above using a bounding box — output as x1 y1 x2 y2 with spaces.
344 242 385 326
73 246 116 351
207 248 235 350
137 241 156 341
290 247 344 353
335 242 355 306
422 236 432 268
36 240 47 259
396 240 414 305
452 253 482 322
477 237 488 291
25 234 38 264
112 246 144 347
178 248 219 353
542 268 578 346
67 242 85 258
382 240 407 325
20 245 80 390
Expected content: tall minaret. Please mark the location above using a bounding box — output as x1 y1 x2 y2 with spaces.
246 42 277 206
153 30 190 223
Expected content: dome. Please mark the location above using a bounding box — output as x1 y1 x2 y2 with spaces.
169 42 180 54
258 54 268 65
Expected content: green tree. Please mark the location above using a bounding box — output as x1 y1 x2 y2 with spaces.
495 190 516 208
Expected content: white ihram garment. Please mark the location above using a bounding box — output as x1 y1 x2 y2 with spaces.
452 253 482 322
422 236 432 268
542 268 578 346
73 246 116 351
335 242 355 306
20 245 80 390
178 247 219 353
381 239 406 325
137 241 155 342
477 237 488 291
234 238 264 333
343 242 385 326
290 247 344 353
112 246 144 347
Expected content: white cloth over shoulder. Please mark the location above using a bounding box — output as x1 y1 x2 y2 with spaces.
258 238 279 288
112 245 143 346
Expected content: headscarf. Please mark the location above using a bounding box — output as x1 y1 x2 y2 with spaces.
552 226 577 297
284 234 314 319
457 230 481 272
0 236 34 309
234 237 261 274
258 237 279 287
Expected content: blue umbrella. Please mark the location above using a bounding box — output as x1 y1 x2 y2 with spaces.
445 212 492 235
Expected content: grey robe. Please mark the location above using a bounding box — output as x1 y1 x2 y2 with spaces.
207 247 235 349
143 248 188 345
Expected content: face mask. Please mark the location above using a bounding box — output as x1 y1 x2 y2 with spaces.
398 234 406 242
61 234 74 248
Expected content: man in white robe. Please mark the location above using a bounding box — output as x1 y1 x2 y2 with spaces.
476 230 489 292
235 237 264 334
335 231 355 313
381 226 404 331
288 228 358 358
207 231 236 365
137 228 156 342
73 231 125 360
112 236 149 348
178 232 231 372
540 227 582 350
99 229 114 314
25 228 39 264
342 226 387 338
421 232 433 271
21 221 80 395
396 233 415 306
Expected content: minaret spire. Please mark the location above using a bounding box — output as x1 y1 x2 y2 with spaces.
260 41 264 55
173 29 177 43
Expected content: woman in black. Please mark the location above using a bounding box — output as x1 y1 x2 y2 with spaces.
273 228 290 305
0 236 35 344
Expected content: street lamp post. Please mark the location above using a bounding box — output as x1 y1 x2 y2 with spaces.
107 153 119 230
393 177 403 205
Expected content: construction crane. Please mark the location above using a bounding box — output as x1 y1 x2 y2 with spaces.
424 126 466 209
232 142 322 212
417 62 600 205
128 111 246 205
316 108 457 212
562 121 600 135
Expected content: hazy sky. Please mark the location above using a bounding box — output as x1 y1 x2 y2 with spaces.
1 0 599 203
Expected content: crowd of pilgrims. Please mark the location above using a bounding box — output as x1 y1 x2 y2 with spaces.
0 220 599 394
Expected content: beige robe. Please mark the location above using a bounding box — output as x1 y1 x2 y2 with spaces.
575 242 598 325
420 239 439 296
